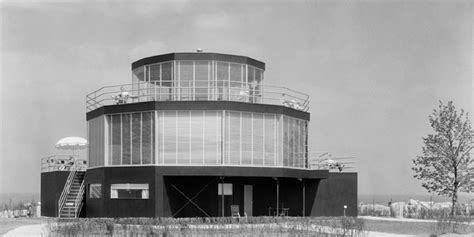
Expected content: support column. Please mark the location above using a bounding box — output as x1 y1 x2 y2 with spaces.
302 179 305 217
221 176 225 217
274 177 279 216
155 174 164 217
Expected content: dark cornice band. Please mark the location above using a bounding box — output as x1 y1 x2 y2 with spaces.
131 52 265 70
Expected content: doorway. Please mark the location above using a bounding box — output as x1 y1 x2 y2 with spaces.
244 185 253 216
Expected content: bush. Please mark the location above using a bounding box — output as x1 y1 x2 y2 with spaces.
47 216 368 236
436 216 473 234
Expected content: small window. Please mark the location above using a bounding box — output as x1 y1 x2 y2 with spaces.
89 184 102 198
110 183 149 199
218 183 232 195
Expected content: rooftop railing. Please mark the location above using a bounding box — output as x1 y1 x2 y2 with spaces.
41 155 87 173
86 81 310 113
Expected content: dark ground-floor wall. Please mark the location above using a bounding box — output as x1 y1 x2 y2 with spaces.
311 173 358 216
81 166 357 218
40 167 357 218
40 172 70 217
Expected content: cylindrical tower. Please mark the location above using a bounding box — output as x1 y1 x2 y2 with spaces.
83 52 354 218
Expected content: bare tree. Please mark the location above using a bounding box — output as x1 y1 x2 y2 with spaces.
412 101 473 216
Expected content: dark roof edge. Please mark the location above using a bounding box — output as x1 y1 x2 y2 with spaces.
131 52 265 70
86 101 310 121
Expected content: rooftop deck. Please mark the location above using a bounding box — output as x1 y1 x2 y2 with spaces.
41 155 87 173
86 81 310 113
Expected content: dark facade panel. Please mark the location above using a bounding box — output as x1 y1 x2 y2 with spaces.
84 166 330 218
155 166 328 179
311 172 358 217
86 101 310 121
131 52 265 70
40 172 70 217
85 167 156 217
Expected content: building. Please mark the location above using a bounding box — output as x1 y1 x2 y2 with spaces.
41 52 357 218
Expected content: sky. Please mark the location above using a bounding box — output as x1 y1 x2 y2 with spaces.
0 0 472 198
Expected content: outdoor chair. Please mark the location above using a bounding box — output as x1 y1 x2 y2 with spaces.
231 205 240 218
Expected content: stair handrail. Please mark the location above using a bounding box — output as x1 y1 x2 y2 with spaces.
58 163 79 217
74 173 86 218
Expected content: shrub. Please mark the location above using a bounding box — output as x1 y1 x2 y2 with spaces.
436 216 473 234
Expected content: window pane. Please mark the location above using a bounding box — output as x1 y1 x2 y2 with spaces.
227 112 240 164
88 116 104 167
195 61 209 100
283 116 289 166
253 113 264 165
264 114 276 166
133 67 144 81
241 112 252 165
179 61 193 100
176 111 190 164
111 115 121 165
110 184 149 199
229 63 242 86
89 184 102 198
149 64 160 82
229 63 242 101
289 118 295 167
132 113 141 164
161 62 172 87
247 66 255 83
190 111 203 164
163 111 176 164
142 112 152 164
122 114 131 165
216 62 228 100
204 111 220 164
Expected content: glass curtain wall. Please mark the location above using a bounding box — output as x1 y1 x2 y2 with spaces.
106 111 155 166
88 116 105 167
132 61 264 103
95 111 307 168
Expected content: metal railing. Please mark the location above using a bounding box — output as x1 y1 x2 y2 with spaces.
74 173 86 218
58 163 80 217
41 155 87 173
86 81 310 112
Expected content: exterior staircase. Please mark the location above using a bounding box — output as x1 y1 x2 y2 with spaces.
58 165 86 218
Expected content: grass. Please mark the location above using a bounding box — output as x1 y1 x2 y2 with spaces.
363 217 474 235
0 217 49 235
3 216 473 236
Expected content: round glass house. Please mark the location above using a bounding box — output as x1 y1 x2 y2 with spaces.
66 52 357 218
87 53 310 169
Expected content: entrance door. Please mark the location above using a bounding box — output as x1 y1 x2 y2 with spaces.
244 185 253 216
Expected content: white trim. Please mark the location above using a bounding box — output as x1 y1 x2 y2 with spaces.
111 183 149 190
175 110 178 164
140 112 143 164
263 114 265 166
189 110 192 164
239 112 242 165
202 110 205 164
192 61 195 100
251 112 254 165
154 111 158 164
120 114 123 165
87 164 320 171
161 111 164 164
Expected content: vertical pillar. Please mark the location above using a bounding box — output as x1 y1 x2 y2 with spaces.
302 179 305 217
221 176 225 217
155 174 164 217
275 177 279 216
